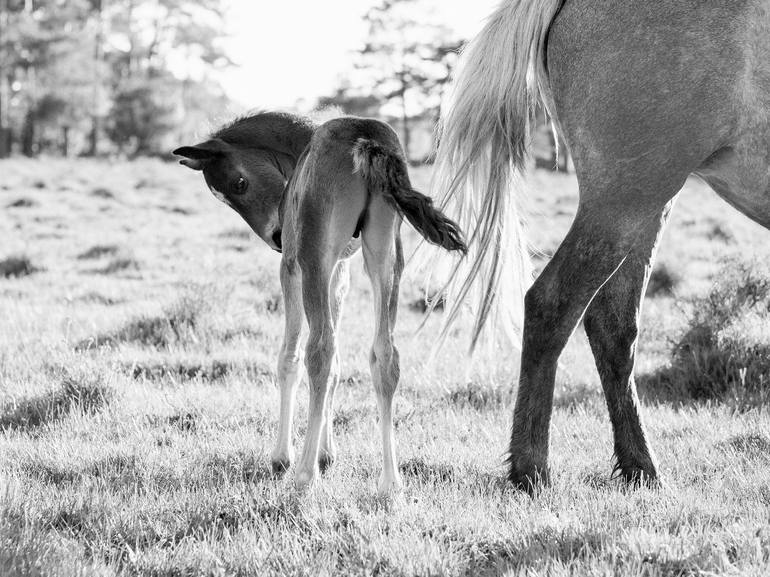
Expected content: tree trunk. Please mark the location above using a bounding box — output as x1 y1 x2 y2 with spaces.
62 125 69 157
88 0 104 156
400 84 410 163
21 109 34 156
0 0 10 158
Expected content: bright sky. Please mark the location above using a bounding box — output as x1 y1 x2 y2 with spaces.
218 0 498 110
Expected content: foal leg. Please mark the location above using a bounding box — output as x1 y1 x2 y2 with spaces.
293 253 338 489
271 258 305 474
362 200 404 494
583 200 675 485
318 259 351 472
508 190 680 490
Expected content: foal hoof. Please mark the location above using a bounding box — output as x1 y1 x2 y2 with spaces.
508 460 550 494
377 473 404 496
294 466 319 491
271 457 292 477
318 451 336 474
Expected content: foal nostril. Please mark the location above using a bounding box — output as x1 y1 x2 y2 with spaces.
272 230 283 250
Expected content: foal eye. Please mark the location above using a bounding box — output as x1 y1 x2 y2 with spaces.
234 176 249 194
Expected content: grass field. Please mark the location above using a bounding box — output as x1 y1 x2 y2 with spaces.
1 158 769 576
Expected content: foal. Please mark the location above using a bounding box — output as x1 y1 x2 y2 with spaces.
175 112 465 492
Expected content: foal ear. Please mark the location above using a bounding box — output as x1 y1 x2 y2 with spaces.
173 139 226 171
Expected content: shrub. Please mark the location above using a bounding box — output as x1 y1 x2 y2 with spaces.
92 257 140 275
6 198 36 208
77 245 120 260
0 255 40 278
646 263 680 297
645 259 770 403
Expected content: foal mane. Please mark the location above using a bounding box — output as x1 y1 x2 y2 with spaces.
212 110 316 160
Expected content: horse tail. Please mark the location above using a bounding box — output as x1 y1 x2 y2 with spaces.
352 138 467 254
431 0 563 351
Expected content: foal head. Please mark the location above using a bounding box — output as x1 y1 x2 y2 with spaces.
174 111 315 251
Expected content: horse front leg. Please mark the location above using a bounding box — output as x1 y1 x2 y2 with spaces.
271 258 305 475
362 206 404 495
318 259 351 473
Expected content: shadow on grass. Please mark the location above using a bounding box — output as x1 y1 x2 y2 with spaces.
458 529 608 576
456 528 725 576
126 360 272 382
717 432 770 461
19 454 140 486
445 381 511 412
197 451 276 485
399 456 456 484
0 376 112 431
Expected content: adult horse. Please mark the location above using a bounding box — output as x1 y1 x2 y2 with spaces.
434 0 770 489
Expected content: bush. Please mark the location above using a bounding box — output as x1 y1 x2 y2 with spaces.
646 260 770 403
646 263 680 297
0 255 40 278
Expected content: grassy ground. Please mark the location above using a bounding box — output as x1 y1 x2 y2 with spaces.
1 158 769 576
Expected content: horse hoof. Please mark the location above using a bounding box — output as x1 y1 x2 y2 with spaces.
619 467 660 488
508 461 549 494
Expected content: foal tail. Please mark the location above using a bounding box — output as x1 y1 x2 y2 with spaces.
352 138 467 254
431 0 563 351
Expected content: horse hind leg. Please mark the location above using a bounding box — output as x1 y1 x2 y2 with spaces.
509 174 684 491
361 195 404 495
318 258 351 473
294 231 359 490
583 200 675 486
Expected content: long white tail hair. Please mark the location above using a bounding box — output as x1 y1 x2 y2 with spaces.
431 0 564 351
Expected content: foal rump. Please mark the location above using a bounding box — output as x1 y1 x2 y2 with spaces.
352 138 467 254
